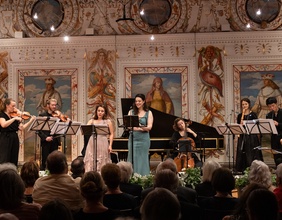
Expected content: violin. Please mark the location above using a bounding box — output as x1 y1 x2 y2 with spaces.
10 109 31 120
52 110 68 122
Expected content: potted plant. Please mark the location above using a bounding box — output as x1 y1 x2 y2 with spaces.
179 167 202 189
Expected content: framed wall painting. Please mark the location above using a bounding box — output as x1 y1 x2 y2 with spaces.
17 68 78 163
125 66 188 118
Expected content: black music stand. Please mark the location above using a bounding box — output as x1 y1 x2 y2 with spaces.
216 123 246 170
178 139 192 153
243 119 277 135
80 124 110 171
123 115 140 167
28 116 60 166
50 120 82 153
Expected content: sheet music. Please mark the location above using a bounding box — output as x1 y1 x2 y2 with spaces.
215 123 246 135
243 119 277 135
28 116 59 132
50 120 81 135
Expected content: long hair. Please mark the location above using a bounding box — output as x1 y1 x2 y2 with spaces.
132 94 148 115
0 98 14 112
146 77 165 102
172 118 186 131
92 104 109 120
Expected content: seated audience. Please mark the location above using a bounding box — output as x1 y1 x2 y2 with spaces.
141 158 197 204
101 163 138 211
223 183 268 220
199 167 239 220
248 160 275 191
70 156 85 187
32 151 84 212
274 163 282 214
20 160 40 203
73 171 120 220
140 187 181 220
117 161 142 201
39 199 73 220
0 163 41 220
153 169 201 220
246 188 279 220
195 160 221 197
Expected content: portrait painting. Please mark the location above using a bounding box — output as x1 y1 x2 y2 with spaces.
18 68 78 162
125 66 188 118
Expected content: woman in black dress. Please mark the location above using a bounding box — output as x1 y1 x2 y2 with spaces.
235 98 263 172
0 98 35 166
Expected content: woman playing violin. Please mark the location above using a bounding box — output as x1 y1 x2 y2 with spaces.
169 118 202 170
0 98 35 166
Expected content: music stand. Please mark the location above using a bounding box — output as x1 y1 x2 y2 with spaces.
123 115 141 167
80 124 110 171
216 123 246 170
178 139 192 153
243 119 277 135
28 117 60 167
50 120 81 153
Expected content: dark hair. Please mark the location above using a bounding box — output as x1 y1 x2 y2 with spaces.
266 96 277 105
80 171 106 201
153 169 179 193
46 151 68 174
0 98 15 112
211 167 235 194
20 161 40 187
132 93 149 114
0 169 25 209
247 188 278 220
241 97 250 105
93 104 108 120
70 157 85 179
101 163 121 189
39 198 73 220
172 118 185 131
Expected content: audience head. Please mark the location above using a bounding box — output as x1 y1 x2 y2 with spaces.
0 164 25 209
0 213 19 220
211 167 235 194
202 160 221 182
101 163 121 190
156 158 177 174
246 188 278 220
249 160 272 188
39 198 73 220
153 169 179 193
20 161 40 188
70 156 85 179
140 187 180 220
117 161 133 183
80 171 106 202
0 162 17 172
46 151 68 174
276 163 282 186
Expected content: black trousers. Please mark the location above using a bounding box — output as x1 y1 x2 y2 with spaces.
40 140 59 170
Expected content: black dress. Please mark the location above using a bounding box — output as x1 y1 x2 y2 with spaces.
235 111 263 172
0 112 20 166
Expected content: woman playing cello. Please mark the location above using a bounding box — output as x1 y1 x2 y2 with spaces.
169 118 202 171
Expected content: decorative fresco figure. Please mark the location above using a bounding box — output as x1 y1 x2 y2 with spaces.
0 51 9 99
198 45 224 125
146 77 174 115
86 48 116 119
36 77 62 114
251 73 282 119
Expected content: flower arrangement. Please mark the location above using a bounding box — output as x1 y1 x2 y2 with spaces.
235 167 250 189
129 173 154 189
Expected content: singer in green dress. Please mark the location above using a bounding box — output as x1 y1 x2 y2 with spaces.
127 94 154 176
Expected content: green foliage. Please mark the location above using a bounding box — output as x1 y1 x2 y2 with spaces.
129 173 154 189
179 167 202 189
235 167 250 189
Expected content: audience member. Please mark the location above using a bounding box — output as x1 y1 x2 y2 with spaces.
199 167 239 220
117 161 142 202
39 199 73 220
223 183 268 220
195 160 221 197
246 188 279 220
73 171 120 220
140 187 181 220
274 163 282 214
248 159 275 191
0 213 19 220
141 158 197 204
20 161 40 203
70 156 85 187
0 163 41 220
32 151 84 212
101 163 138 211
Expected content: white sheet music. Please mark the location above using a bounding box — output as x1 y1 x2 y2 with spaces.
50 120 81 135
215 123 246 135
243 119 277 135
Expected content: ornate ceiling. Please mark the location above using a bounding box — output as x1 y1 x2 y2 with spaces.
0 0 282 38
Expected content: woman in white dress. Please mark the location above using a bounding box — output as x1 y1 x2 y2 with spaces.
84 104 114 172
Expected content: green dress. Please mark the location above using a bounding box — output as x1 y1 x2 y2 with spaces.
127 110 150 176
